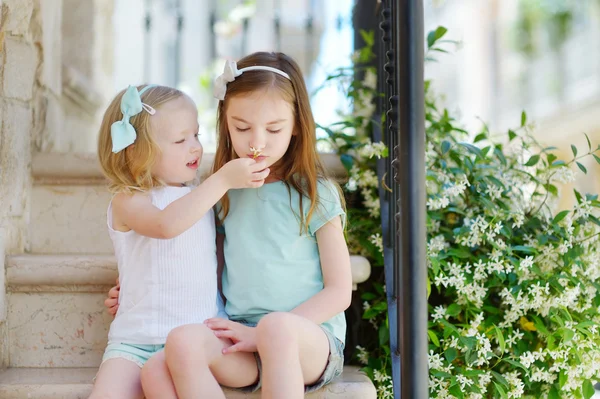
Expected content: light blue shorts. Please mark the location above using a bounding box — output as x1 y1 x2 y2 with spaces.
232 321 345 393
101 342 165 368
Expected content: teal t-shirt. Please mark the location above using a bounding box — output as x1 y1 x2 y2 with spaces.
220 179 347 344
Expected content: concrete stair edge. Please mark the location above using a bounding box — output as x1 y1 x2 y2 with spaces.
0 366 376 399
7 254 370 289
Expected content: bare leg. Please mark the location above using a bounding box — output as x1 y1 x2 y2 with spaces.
256 312 330 399
89 358 144 399
164 324 259 399
141 351 177 399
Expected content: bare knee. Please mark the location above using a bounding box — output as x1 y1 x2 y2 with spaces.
256 312 297 351
140 352 166 392
165 324 215 365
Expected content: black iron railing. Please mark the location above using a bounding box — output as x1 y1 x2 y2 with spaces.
378 1 428 397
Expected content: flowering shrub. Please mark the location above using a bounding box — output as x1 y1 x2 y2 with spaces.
425 100 600 398
324 27 600 399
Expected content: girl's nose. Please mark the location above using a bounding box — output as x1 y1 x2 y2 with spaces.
249 130 266 150
190 141 203 153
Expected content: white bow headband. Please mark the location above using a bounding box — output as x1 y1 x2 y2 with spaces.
213 60 291 101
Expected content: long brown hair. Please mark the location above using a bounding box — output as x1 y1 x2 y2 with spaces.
212 52 344 234
98 85 185 193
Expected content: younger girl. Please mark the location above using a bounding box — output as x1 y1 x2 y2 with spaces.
91 84 269 399
106 52 353 399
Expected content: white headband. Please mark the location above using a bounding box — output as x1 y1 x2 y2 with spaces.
213 60 291 100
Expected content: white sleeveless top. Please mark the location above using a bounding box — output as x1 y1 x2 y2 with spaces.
107 186 220 344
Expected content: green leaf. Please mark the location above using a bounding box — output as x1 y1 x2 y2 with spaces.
547 153 557 164
524 154 540 166
503 359 527 371
340 154 354 171
593 154 600 165
495 326 505 354
545 183 558 196
571 144 578 157
465 349 478 365
493 382 508 399
427 26 448 48
552 160 566 167
446 303 461 317
521 111 527 127
474 133 487 143
426 277 431 299
577 162 587 174
585 133 592 151
583 380 595 399
563 328 575 342
508 129 517 141
491 371 509 388
553 210 570 224
444 347 457 362
379 325 390 346
441 140 451 154
359 29 375 47
448 383 464 398
548 385 560 399
512 245 536 254
459 142 483 158
428 330 440 347
532 315 551 336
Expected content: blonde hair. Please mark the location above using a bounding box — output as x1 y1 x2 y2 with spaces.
98 85 185 193
212 52 345 234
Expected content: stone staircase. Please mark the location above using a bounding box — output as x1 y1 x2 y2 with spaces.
0 152 377 398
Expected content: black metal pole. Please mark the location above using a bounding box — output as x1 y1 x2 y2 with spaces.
379 1 401 397
394 1 428 398
144 0 153 82
174 0 183 86
274 0 282 52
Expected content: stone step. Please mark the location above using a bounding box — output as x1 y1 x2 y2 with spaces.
6 255 117 368
30 184 113 254
0 366 376 399
30 152 347 254
5 254 370 367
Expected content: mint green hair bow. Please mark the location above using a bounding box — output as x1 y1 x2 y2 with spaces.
111 85 156 153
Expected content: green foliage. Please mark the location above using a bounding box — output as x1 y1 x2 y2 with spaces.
323 25 600 399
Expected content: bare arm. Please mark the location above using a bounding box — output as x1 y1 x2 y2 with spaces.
290 216 353 324
113 159 269 239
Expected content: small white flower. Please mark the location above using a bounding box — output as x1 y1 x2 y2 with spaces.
355 345 369 365
432 305 447 321
362 69 377 90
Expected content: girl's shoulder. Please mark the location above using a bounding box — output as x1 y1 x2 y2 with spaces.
316 178 342 202
112 190 151 204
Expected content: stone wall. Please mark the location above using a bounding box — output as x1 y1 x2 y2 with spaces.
0 0 113 369
0 0 43 368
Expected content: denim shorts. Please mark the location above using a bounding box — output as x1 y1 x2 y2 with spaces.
234 321 345 393
100 342 165 368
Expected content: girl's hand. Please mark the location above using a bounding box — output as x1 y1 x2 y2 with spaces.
204 318 257 354
219 158 270 189
104 278 120 316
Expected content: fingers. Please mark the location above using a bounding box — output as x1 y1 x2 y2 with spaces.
252 168 270 181
104 297 118 308
223 342 251 354
109 305 119 316
116 277 120 287
204 318 233 330
213 330 236 339
250 160 268 172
